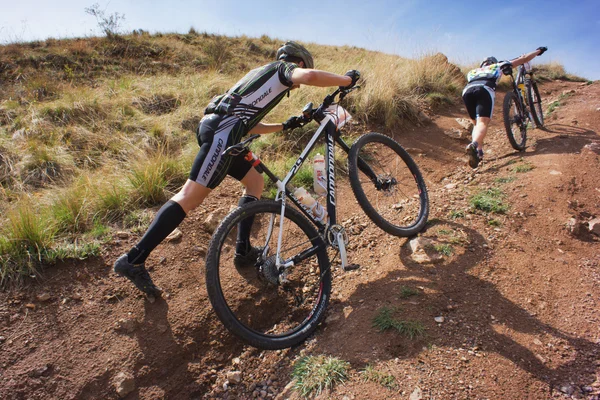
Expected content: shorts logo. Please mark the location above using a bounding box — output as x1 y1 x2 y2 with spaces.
202 138 224 181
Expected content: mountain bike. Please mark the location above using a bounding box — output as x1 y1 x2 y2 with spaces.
502 62 544 151
205 86 429 349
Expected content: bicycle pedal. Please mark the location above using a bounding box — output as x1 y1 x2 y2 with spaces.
342 263 360 271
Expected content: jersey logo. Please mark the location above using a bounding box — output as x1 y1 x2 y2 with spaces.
250 87 272 107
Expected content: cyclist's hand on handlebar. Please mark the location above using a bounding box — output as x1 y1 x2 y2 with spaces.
536 46 547 56
282 116 303 131
340 70 360 90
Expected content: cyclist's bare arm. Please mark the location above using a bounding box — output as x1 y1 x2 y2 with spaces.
248 122 284 134
510 48 545 67
291 69 352 87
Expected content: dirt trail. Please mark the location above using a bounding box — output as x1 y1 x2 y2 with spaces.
0 80 599 400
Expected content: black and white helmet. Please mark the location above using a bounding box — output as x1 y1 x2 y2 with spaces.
480 56 498 67
276 41 314 69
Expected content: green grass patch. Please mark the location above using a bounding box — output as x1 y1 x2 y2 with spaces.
46 241 101 263
546 91 574 116
487 219 502 227
470 187 509 214
361 365 397 389
399 286 420 299
495 176 516 184
372 306 425 339
292 355 350 398
433 243 453 256
0 204 55 284
448 210 464 219
511 162 534 173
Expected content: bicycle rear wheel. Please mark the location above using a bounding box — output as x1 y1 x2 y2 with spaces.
526 80 544 128
205 200 331 350
348 132 429 237
503 91 527 151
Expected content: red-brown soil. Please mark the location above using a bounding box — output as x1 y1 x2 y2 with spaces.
1 80 599 400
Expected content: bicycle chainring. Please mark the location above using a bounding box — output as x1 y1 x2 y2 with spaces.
326 224 348 249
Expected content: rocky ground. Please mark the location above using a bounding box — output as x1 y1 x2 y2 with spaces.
0 80 599 400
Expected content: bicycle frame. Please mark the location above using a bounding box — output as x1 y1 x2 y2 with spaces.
242 103 377 271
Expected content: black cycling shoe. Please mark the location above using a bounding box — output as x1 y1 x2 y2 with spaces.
466 142 482 169
233 246 264 269
113 254 162 298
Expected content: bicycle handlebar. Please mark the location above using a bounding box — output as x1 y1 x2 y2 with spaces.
298 85 360 126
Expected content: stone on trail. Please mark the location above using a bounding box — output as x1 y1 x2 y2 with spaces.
113 371 135 398
226 371 242 384
203 210 226 233
566 217 587 237
455 117 474 131
583 142 600 154
166 228 183 242
589 218 600 236
443 129 465 140
408 237 445 264
115 318 137 334
37 293 51 302
409 387 423 400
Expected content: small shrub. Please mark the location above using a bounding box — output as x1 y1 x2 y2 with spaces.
292 355 350 398
399 286 419 299
85 3 126 38
470 187 508 214
361 365 397 389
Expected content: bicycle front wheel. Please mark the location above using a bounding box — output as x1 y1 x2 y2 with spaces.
348 132 429 237
503 91 527 151
527 80 544 128
205 200 331 350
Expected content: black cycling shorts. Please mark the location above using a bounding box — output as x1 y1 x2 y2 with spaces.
189 114 253 189
462 84 495 120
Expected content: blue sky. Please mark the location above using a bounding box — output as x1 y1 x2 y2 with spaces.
1 0 598 79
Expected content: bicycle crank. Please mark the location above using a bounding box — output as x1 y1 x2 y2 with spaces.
326 224 352 270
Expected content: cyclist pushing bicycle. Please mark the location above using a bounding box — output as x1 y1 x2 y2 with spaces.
462 46 547 168
113 41 360 299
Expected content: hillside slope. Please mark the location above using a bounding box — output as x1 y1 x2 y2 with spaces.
0 75 598 400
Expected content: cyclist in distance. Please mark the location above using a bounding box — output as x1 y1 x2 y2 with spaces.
113 41 360 299
462 46 547 168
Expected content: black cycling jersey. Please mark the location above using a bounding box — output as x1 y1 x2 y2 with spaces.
208 60 297 130
191 60 299 189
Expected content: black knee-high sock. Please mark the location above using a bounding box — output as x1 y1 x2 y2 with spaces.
235 195 258 255
127 200 187 264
